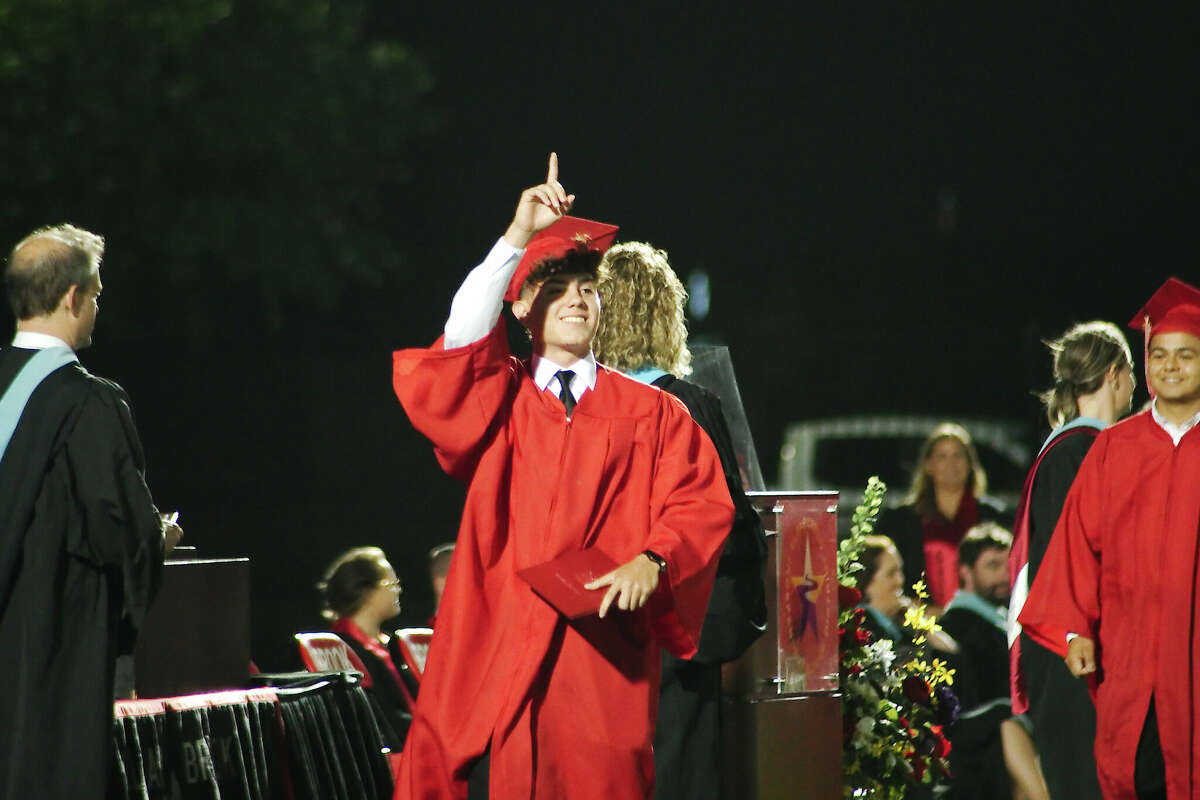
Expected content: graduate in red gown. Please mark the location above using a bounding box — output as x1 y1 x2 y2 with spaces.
1019 278 1200 800
390 155 733 800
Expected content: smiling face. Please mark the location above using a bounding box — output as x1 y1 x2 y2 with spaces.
1148 331 1200 415
512 272 601 366
865 549 905 616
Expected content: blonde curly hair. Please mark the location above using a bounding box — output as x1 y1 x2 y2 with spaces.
594 241 691 376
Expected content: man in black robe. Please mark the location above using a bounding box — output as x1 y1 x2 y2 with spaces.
0 224 183 799
938 524 1016 800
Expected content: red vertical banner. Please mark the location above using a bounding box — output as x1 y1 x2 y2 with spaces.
776 495 839 692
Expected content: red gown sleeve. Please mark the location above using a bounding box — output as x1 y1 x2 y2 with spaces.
1018 435 1107 657
392 324 517 480
643 392 736 659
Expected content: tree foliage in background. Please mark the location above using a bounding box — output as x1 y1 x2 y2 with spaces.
0 0 436 337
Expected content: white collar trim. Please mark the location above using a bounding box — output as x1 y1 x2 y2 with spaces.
531 352 597 402
11 330 73 350
1151 400 1200 446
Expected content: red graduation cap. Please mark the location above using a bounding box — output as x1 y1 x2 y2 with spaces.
1128 277 1200 400
504 216 619 302
1128 277 1200 342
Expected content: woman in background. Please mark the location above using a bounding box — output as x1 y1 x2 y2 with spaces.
880 423 1009 610
857 535 911 644
1008 321 1134 800
319 546 413 743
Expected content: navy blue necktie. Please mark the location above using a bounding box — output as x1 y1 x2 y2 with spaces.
555 370 576 417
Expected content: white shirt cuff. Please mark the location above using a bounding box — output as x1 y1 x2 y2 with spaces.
443 238 524 348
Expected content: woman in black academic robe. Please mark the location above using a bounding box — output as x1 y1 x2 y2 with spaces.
318 547 414 748
1011 320 1134 800
593 242 769 800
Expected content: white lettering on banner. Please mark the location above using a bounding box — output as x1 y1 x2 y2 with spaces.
181 740 216 783
313 648 353 671
182 742 199 783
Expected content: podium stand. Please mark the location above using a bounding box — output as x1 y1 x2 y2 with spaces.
722 491 841 800
133 556 251 698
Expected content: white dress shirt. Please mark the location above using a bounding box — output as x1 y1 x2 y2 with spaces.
530 352 597 405
1151 400 1200 446
11 331 72 350
443 238 524 349
443 238 596 404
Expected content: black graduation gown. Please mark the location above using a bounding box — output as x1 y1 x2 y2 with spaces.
1018 430 1102 800
0 347 164 799
335 631 412 749
650 375 767 800
939 601 1011 800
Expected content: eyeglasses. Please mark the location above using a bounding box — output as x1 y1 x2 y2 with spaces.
379 579 402 590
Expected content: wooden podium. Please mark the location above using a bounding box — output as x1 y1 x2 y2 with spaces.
721 492 842 800
133 555 251 698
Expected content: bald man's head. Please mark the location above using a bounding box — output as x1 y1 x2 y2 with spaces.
6 224 104 320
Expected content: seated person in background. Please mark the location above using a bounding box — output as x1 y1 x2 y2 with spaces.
318 546 413 744
880 423 1011 610
858 535 912 644
857 535 955 653
427 542 454 627
593 241 768 800
939 524 1046 800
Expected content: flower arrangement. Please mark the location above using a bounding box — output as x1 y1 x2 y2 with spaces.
837 477 957 798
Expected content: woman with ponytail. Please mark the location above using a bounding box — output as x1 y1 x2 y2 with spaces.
318 546 413 744
1007 320 1134 800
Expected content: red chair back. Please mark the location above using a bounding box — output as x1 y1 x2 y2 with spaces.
392 628 434 679
294 632 375 688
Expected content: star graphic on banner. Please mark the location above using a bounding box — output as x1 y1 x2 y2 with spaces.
790 537 826 639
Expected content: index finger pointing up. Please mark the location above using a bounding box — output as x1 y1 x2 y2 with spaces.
547 151 558 184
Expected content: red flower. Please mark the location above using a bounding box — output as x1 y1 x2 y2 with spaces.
930 724 952 758
838 583 863 609
902 675 932 706
849 663 863 676
840 623 872 650
909 754 926 781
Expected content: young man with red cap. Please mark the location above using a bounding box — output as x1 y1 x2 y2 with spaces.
390 155 733 800
1019 277 1200 800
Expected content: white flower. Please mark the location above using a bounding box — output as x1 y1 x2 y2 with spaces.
865 639 896 671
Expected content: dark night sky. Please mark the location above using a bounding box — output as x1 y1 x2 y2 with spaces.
12 5 1200 669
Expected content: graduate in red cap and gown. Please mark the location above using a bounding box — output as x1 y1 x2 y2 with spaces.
390 154 733 800
1019 277 1200 800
